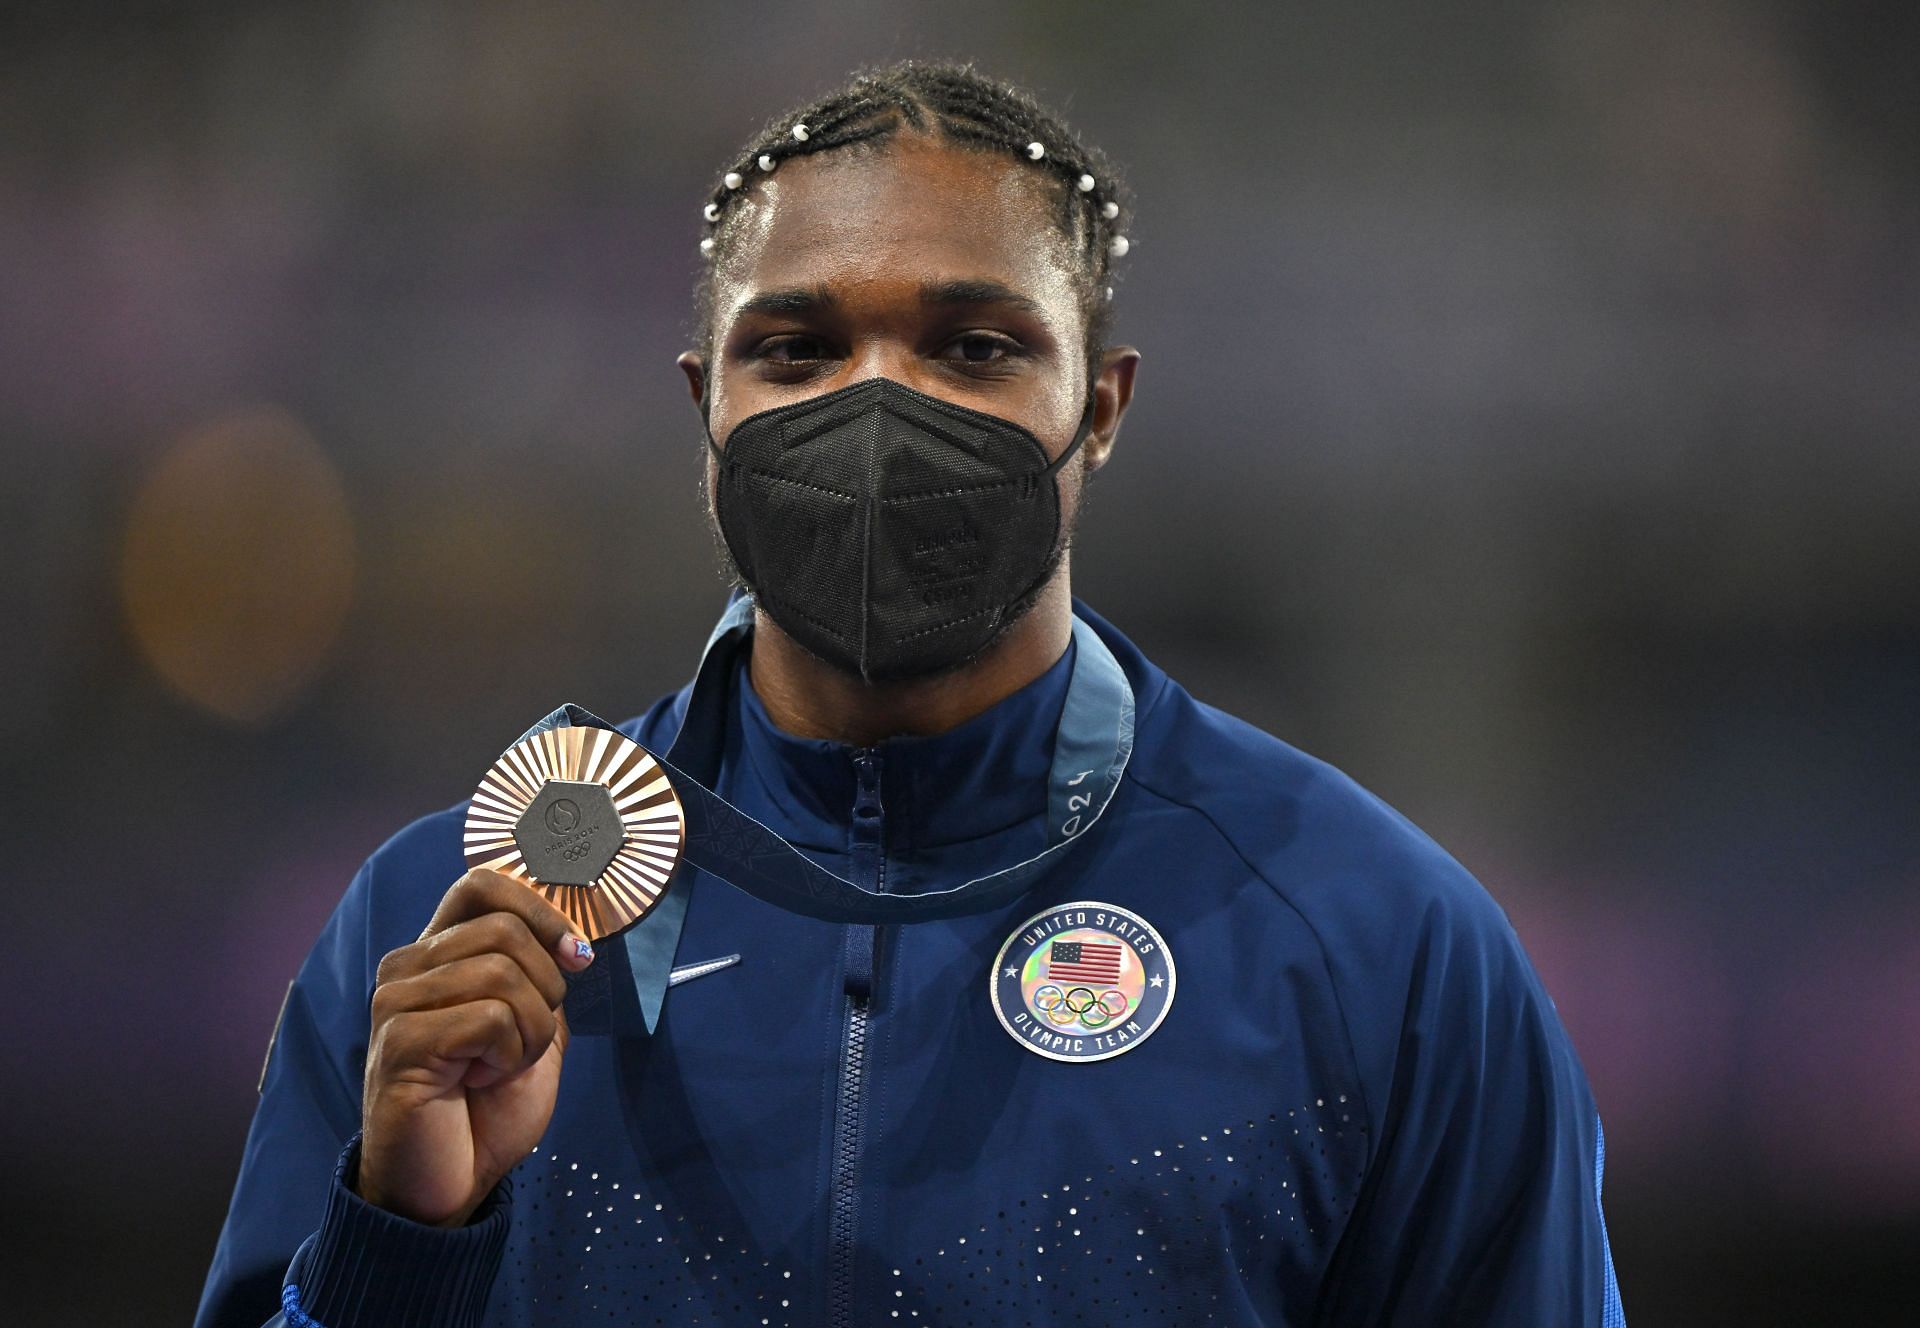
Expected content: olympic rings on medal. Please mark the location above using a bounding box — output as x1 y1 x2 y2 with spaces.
1064 987 1098 1014
1047 1004 1080 1025
1081 1005 1111 1028
1097 988 1129 1017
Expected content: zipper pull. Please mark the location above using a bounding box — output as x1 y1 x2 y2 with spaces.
845 748 885 1000
851 748 883 822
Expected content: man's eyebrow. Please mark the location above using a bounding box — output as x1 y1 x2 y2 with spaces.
920 279 1046 315
733 280 1046 319
736 287 839 318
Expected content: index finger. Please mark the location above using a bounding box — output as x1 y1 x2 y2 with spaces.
421 869 581 957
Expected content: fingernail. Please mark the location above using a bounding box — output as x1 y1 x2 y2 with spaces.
562 934 594 966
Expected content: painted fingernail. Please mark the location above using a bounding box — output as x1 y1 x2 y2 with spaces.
564 935 594 965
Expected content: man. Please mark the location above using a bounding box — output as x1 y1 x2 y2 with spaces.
199 60 1625 1327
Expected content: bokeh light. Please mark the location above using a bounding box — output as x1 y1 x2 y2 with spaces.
119 405 356 725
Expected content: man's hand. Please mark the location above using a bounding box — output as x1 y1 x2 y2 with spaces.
357 869 594 1226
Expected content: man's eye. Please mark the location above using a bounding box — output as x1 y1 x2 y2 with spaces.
942 334 1020 365
760 336 830 363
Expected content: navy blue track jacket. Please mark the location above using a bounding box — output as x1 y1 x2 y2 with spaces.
197 602 1625 1326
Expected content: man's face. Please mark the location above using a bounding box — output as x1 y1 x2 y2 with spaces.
690 134 1109 538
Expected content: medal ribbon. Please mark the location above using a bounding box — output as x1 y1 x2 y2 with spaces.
515 596 1135 1032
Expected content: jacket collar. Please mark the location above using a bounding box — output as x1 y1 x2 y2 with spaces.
727 635 1077 855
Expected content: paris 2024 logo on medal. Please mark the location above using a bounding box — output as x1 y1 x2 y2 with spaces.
991 901 1175 1063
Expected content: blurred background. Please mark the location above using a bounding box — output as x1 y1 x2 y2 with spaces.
2 1 1915 1322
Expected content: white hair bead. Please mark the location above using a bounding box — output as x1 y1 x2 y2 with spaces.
1101 201 1119 220
1026 140 1045 160
703 203 721 222
758 154 776 171
1104 285 1114 301
791 123 810 142
1109 235 1130 258
699 237 715 256
1077 174 1095 192
723 171 743 190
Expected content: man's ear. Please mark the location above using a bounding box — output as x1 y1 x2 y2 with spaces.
1082 345 1140 473
676 351 707 409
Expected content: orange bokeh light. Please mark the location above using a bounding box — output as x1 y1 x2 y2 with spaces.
119 405 356 725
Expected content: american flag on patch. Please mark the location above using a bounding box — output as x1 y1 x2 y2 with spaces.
1047 940 1123 985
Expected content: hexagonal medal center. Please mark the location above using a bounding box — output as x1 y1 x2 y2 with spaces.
512 779 624 886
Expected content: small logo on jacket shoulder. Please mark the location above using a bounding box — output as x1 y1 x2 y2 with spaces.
990 901 1175 1063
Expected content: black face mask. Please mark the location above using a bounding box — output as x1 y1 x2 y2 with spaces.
705 376 1096 682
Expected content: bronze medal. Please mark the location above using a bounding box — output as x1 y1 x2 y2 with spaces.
463 725 686 940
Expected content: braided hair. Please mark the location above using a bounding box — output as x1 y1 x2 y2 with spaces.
692 60 1132 387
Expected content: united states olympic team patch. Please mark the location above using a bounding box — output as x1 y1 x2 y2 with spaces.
991 901 1176 1062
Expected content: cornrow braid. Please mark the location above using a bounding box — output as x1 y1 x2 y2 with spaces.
692 59 1132 386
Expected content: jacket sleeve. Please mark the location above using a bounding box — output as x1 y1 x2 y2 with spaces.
1313 887 1626 1327
266 1136 511 1328
194 848 514 1328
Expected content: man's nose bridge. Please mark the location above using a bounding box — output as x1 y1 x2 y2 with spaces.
843 343 918 392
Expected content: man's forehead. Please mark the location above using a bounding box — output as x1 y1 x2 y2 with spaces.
713 141 1081 322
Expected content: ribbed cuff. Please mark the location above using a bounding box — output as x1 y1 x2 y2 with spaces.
289 1134 511 1328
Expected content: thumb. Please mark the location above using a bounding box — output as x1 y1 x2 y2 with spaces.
554 932 596 974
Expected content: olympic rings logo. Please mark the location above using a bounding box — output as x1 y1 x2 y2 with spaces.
1030 984 1131 1029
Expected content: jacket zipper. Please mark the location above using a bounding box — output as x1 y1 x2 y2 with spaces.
828 748 886 1324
